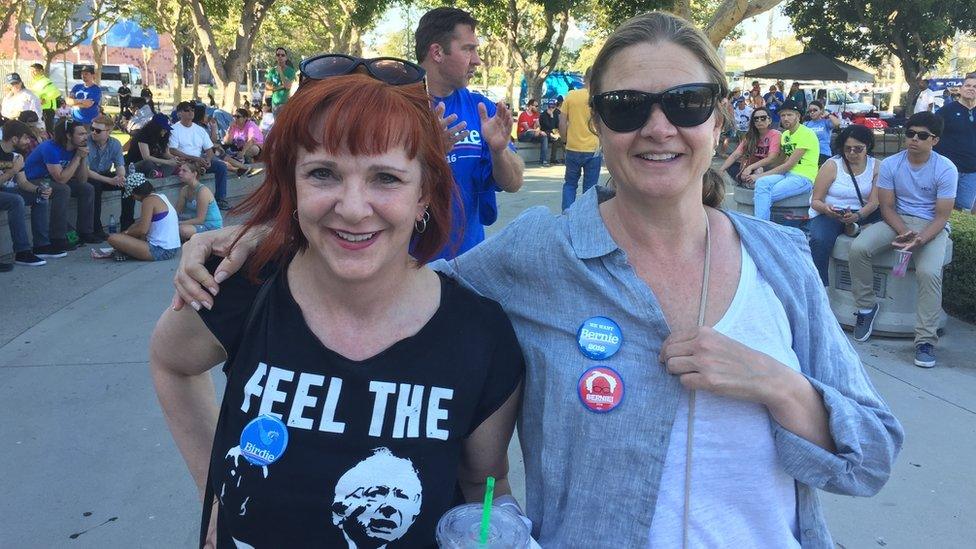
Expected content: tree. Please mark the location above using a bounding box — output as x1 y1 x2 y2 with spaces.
187 0 278 110
89 0 127 84
503 0 573 103
23 0 116 71
260 0 392 61
130 0 193 102
590 0 782 46
783 0 976 108
0 0 18 39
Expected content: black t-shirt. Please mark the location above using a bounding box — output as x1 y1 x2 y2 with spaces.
197 258 525 548
124 124 167 164
539 110 558 134
118 85 132 109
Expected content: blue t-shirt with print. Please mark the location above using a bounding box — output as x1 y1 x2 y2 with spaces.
24 140 75 180
432 88 516 260
70 83 102 124
804 118 834 156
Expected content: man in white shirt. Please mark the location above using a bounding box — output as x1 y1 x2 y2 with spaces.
1 73 44 131
168 101 230 209
914 79 939 114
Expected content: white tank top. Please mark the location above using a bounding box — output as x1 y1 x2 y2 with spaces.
648 244 801 548
147 193 181 249
809 156 875 217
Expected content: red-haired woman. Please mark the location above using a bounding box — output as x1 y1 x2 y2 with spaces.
149 73 524 548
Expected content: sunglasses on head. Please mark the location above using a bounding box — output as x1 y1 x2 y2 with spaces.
905 129 934 140
590 83 721 132
299 54 426 87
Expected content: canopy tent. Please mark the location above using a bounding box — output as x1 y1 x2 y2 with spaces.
744 50 875 83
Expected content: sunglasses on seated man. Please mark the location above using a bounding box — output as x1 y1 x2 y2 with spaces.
298 54 426 88
590 83 722 132
904 129 935 141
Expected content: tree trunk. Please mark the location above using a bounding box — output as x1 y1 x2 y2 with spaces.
192 52 202 100
526 74 544 103
188 0 273 110
705 0 782 47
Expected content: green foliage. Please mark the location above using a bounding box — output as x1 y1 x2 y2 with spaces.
783 0 976 72
944 210 976 322
589 0 729 33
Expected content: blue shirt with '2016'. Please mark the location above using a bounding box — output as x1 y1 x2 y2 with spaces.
432 88 516 260
70 83 102 124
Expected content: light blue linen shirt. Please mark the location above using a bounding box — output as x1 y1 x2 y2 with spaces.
432 186 903 548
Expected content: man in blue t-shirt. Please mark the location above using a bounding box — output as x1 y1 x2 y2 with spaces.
415 8 524 259
24 119 100 250
763 84 785 126
848 112 956 368
934 73 976 212
67 65 101 125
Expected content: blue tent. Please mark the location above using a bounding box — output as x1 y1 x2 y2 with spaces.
519 71 584 107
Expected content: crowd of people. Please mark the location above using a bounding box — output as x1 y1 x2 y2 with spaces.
712 72 976 368
0 58 293 269
138 7 909 549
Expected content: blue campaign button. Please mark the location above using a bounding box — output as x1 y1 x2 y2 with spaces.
239 415 289 466
577 316 623 360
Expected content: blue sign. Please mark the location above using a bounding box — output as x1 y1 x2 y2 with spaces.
577 316 623 360
239 415 289 466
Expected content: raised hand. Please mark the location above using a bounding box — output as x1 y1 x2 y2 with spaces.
433 102 469 152
478 101 514 154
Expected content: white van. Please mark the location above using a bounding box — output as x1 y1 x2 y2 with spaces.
46 61 143 104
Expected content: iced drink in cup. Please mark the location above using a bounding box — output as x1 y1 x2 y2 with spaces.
892 249 912 277
436 503 530 548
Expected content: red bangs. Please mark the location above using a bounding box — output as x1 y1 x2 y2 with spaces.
232 74 456 280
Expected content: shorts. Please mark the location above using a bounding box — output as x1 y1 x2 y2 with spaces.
194 222 222 233
149 244 179 261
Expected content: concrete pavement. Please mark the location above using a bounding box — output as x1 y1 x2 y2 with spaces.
1 165 973 548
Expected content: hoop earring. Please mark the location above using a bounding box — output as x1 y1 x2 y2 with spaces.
415 209 430 234
292 209 298 221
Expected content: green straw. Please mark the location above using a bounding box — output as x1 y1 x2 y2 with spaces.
479 476 496 546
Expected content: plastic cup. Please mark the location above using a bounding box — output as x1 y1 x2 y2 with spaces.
436 503 530 548
892 249 912 277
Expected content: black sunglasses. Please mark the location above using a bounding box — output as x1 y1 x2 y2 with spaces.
905 129 935 140
590 83 721 132
91 128 106 134
753 115 769 122
299 54 425 87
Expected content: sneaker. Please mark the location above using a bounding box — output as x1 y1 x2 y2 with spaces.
14 251 46 266
914 343 936 368
51 239 79 252
235 167 248 178
853 303 879 342
0 263 12 272
34 244 68 258
80 233 104 244
217 198 232 211
542 162 551 167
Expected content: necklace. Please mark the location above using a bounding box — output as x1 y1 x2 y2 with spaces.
682 209 711 549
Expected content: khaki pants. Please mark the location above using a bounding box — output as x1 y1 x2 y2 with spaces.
848 215 949 345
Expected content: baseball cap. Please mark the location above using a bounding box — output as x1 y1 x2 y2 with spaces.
150 113 171 131
79 65 95 74
5 73 22 85
779 100 802 113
